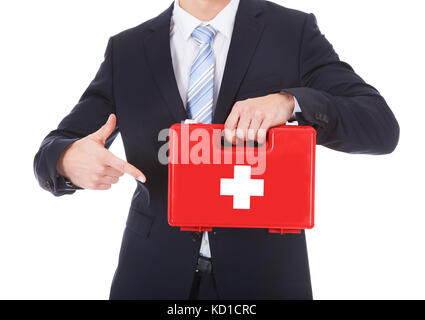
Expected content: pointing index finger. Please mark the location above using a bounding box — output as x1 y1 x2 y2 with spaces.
224 104 241 143
105 152 146 183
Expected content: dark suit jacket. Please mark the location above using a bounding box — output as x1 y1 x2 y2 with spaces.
33 0 399 299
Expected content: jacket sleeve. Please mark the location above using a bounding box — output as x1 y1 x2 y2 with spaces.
33 37 119 196
283 14 399 155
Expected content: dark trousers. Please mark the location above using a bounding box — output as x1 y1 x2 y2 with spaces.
189 256 219 300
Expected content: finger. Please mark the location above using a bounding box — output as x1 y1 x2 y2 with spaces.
86 182 111 190
105 152 146 183
224 103 241 143
95 165 124 178
93 114 116 144
235 109 252 141
97 176 119 185
257 117 272 144
247 110 264 141
94 184 112 191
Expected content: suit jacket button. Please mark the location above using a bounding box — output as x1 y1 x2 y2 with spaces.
191 232 201 242
44 180 53 191
321 114 329 124
314 112 323 120
314 112 329 124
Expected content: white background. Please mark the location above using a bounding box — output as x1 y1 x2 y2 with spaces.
0 0 424 300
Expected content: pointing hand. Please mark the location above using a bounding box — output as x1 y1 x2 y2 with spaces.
56 114 146 190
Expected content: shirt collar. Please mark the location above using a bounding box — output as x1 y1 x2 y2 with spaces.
172 0 240 41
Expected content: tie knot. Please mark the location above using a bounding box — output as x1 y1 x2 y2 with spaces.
191 25 216 45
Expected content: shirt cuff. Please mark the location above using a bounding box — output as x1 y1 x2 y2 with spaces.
288 95 302 122
294 96 302 114
281 90 302 121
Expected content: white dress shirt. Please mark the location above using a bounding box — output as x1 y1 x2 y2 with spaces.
169 0 301 258
170 0 240 115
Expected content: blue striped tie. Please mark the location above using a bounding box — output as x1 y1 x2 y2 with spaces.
187 25 217 124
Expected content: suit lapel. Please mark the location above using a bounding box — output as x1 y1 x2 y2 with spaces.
213 0 265 124
143 3 188 123
143 0 265 124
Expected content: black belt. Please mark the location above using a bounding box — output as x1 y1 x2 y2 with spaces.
196 256 213 274
189 256 214 299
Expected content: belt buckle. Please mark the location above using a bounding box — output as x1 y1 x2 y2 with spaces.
197 256 212 274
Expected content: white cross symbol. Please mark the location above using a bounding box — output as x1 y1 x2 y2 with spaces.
220 165 264 210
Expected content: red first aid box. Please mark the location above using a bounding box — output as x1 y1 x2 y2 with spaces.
167 123 316 234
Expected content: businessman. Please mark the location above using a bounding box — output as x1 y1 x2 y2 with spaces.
34 0 399 299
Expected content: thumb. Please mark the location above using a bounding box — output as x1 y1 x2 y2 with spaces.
93 114 116 144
